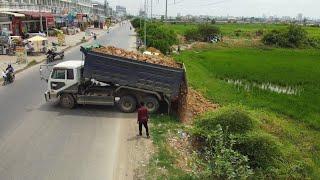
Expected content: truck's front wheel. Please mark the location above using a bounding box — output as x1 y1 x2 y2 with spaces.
60 94 75 109
118 95 137 113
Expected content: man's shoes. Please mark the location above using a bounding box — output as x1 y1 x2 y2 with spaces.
147 135 150 139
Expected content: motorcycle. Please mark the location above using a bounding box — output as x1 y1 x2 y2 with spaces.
46 49 64 63
2 71 15 86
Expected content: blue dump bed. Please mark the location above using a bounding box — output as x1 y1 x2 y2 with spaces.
80 47 186 100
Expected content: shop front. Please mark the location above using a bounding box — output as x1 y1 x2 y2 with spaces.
0 12 25 35
19 12 55 35
0 14 12 32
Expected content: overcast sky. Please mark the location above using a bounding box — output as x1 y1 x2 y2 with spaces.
106 0 320 19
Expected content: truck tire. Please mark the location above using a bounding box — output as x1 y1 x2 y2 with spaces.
118 95 137 113
60 94 75 109
143 96 160 113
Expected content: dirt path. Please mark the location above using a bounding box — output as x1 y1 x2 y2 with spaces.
114 115 154 180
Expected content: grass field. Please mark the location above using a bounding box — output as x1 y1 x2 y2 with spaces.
175 46 320 129
164 23 320 38
173 45 320 177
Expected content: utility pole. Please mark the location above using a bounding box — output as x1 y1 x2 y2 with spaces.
144 0 147 48
165 0 168 21
150 0 153 21
39 2 43 32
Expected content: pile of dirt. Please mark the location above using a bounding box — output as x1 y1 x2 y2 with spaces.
93 46 181 68
178 87 218 122
147 47 162 54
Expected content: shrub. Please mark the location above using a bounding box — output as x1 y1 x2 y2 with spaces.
185 28 201 41
193 106 255 136
138 23 178 54
184 24 221 42
235 132 283 169
131 18 144 29
198 24 221 41
234 29 242 37
262 25 310 48
197 125 253 179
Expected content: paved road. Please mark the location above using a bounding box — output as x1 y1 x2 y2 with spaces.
0 22 136 180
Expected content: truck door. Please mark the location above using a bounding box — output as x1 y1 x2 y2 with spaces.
50 68 67 92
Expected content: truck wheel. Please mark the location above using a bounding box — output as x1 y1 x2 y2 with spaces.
143 96 159 113
118 95 137 113
60 94 75 109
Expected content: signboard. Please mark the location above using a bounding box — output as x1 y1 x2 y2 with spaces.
57 33 65 46
46 17 55 27
16 46 27 64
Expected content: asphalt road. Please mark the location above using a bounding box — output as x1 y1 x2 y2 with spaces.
0 22 137 180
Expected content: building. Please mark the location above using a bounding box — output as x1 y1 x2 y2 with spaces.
116 5 126 17
0 0 94 35
92 0 108 28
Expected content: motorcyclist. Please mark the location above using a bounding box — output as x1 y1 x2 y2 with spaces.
5 64 14 83
46 48 56 62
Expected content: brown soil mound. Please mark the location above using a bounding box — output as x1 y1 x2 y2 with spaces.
178 87 218 122
93 46 180 68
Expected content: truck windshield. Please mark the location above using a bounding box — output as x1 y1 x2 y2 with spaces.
51 69 65 79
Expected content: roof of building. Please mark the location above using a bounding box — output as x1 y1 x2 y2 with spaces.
54 60 84 69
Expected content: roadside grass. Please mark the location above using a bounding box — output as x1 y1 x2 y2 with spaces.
27 59 38 67
147 108 320 178
146 115 195 179
173 45 320 177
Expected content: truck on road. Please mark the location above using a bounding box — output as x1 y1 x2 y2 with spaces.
41 46 186 113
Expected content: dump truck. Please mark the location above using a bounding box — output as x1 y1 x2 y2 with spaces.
40 46 186 113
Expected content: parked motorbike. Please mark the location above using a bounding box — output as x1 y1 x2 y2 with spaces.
2 71 15 86
46 49 64 63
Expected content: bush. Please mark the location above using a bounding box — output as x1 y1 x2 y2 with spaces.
185 28 201 41
262 25 310 48
197 125 253 179
235 132 283 169
184 24 221 42
138 23 178 54
193 106 255 136
198 24 221 41
131 18 144 29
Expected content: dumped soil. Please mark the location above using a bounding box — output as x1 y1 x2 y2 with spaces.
93 46 181 68
178 87 218 122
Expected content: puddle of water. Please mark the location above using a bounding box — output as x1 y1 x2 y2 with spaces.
225 78 302 95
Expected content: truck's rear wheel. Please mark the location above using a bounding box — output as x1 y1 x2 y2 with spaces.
118 95 137 113
143 96 159 113
60 94 75 109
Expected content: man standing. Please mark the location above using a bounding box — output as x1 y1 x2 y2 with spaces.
137 102 150 138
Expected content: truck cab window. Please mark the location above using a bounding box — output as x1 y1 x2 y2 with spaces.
51 69 65 79
67 69 74 80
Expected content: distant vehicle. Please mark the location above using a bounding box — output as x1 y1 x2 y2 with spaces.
46 49 64 63
2 71 15 86
40 46 186 113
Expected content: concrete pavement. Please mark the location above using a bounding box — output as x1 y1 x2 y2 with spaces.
0 21 139 180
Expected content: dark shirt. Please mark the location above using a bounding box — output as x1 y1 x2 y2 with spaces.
138 106 149 123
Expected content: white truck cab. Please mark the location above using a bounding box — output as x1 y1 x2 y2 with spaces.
44 60 83 102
